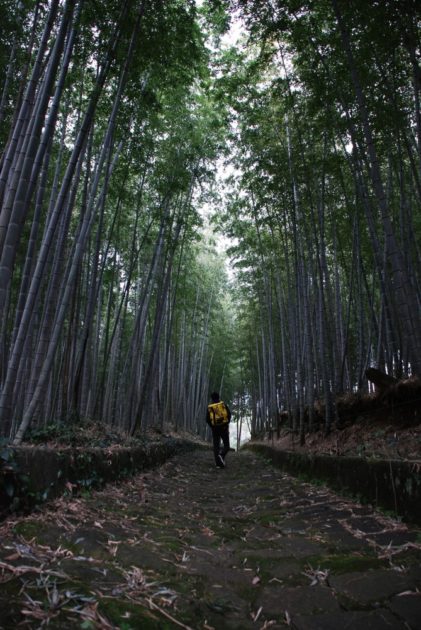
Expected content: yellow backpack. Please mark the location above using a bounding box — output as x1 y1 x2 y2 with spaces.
208 401 229 426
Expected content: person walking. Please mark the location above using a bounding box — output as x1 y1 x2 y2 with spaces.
206 391 231 468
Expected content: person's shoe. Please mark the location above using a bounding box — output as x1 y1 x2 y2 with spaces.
217 454 225 468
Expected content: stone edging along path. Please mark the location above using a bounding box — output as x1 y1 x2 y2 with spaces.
245 442 421 524
0 438 205 519
3 437 420 525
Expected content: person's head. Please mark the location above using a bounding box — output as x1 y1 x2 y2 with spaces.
211 391 220 402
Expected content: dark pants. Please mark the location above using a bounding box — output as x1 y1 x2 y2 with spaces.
212 424 230 465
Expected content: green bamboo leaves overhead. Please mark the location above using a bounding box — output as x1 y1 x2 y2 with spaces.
0 0 228 442
214 0 421 436
0 0 419 443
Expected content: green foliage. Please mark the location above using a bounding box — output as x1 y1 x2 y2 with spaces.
26 422 79 445
1 0 419 443
205 0 421 435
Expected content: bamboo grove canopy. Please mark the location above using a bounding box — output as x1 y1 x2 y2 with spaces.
0 0 419 444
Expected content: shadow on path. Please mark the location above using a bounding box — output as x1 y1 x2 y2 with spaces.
0 449 421 628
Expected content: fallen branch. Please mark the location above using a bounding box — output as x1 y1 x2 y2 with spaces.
147 598 194 630
0 560 68 581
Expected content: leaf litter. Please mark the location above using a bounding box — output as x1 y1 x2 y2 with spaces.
0 449 420 628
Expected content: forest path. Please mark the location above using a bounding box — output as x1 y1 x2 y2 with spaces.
1 449 421 629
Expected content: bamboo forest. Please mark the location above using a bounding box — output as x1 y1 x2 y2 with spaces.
0 0 420 447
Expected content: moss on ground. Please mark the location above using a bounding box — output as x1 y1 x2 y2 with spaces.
12 519 45 538
302 553 388 574
1 449 419 628
99 598 176 629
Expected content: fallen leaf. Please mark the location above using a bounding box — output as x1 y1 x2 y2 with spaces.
201 527 214 537
251 606 263 622
147 598 194 630
269 577 283 584
4 553 20 561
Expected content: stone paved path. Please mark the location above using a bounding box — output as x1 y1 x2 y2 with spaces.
1 448 421 629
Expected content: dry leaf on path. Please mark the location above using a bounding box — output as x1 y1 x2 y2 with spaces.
251 606 263 622
201 526 214 537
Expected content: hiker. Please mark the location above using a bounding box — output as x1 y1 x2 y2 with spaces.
206 391 231 468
